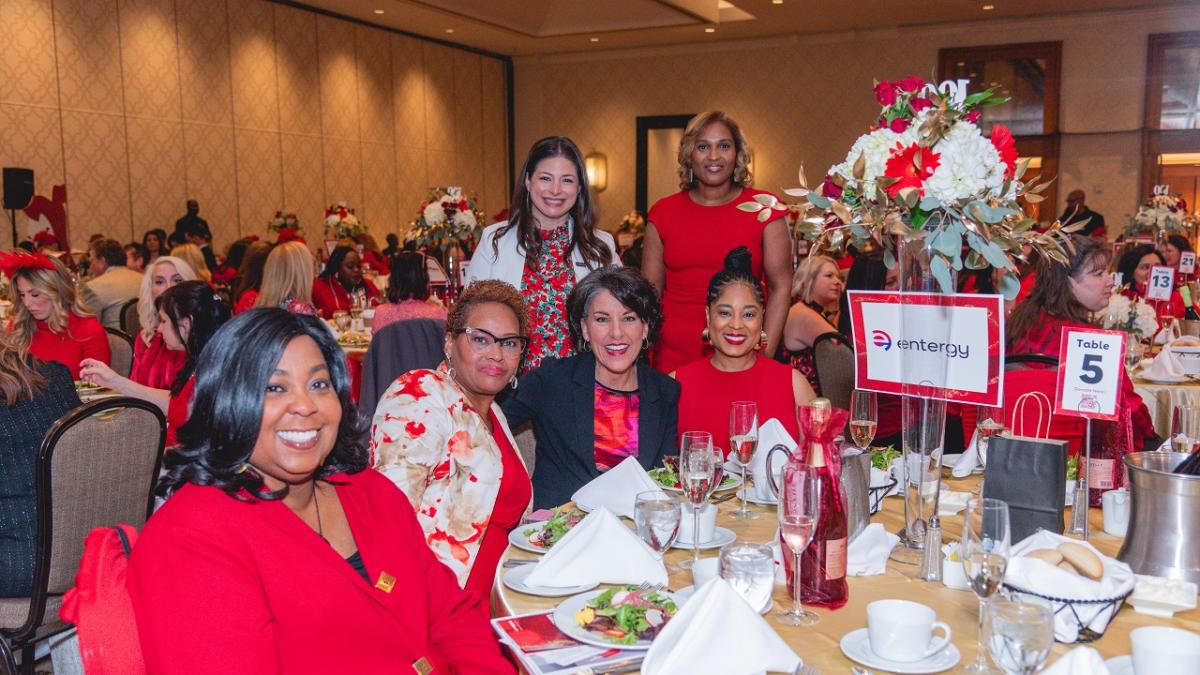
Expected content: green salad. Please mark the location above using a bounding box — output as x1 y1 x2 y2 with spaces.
1067 455 1078 482
870 444 900 471
522 507 584 549
574 586 678 645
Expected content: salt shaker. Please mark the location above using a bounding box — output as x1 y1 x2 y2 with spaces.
918 515 943 582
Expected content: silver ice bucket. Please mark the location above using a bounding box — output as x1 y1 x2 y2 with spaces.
841 451 870 543
1117 452 1200 583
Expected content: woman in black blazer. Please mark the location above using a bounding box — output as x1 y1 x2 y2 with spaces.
503 266 679 509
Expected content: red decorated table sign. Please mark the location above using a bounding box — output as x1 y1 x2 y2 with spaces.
1054 328 1125 421
847 291 1004 406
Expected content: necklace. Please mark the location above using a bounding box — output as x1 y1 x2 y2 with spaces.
312 482 326 541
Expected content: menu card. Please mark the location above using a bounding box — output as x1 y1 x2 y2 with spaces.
492 611 644 675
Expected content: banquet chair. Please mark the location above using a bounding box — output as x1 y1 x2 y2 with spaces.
118 297 140 336
812 331 855 411
359 318 446 411
0 397 165 674
105 328 134 379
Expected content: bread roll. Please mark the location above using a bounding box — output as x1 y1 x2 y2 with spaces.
1057 542 1103 580
1024 549 1063 565
1058 561 1078 574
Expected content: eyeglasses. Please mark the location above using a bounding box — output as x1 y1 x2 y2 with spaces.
454 326 528 356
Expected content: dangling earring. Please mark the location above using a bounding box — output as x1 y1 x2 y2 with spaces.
757 330 768 350
445 353 456 381
689 168 695 185
701 327 710 343
510 376 519 390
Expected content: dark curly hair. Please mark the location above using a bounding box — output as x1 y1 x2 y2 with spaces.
447 280 530 337
158 308 371 500
567 266 662 354
1116 244 1163 288
155 280 232 396
706 246 763 307
387 251 431 302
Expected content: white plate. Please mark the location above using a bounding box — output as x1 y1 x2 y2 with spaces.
1104 655 1132 675
551 588 681 651
670 526 737 550
508 522 551 555
502 565 597 597
839 627 960 674
675 585 771 614
653 473 744 494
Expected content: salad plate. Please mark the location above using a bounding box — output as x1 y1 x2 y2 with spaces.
502 565 598 597
509 508 585 554
552 586 680 650
649 466 742 493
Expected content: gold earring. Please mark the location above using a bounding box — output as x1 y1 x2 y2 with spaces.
701 327 710 343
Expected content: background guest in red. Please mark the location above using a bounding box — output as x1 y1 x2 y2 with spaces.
81 281 231 448
312 245 380 319
1163 234 1194 272
1115 244 1184 321
254 241 317 314
371 251 446 332
129 255 197 389
231 239 273 314
130 308 513 673
783 254 844 396
3 251 109 379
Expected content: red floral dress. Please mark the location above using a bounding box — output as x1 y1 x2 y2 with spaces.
519 224 574 374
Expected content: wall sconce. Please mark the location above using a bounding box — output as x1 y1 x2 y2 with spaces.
585 152 608 192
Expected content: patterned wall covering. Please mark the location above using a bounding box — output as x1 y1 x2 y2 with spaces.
0 0 511 252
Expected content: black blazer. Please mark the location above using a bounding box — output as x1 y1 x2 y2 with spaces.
501 352 680 509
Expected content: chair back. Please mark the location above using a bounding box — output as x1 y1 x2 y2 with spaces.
119 298 140 336
359 318 446 411
1005 353 1059 370
812 331 855 411
3 397 164 652
105 328 134 378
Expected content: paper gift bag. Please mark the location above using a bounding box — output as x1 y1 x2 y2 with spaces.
982 435 1068 541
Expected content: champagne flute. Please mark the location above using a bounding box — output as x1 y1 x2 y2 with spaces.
976 405 1006 468
961 497 1012 674
777 462 821 627
729 401 759 520
634 491 682 565
708 446 726 499
679 438 714 570
850 390 877 451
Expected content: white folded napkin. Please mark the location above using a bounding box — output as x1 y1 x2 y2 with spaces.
1040 646 1110 675
748 418 797 501
952 429 982 477
1143 344 1186 380
642 579 801 675
524 507 668 588
847 523 899 576
1005 530 1136 642
571 455 663 518
938 488 970 516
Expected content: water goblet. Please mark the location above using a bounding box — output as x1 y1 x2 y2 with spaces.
961 497 1012 674
985 598 1054 675
718 543 773 613
634 491 681 565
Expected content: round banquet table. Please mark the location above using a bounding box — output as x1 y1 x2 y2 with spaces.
1134 374 1200 438
494 474 1200 673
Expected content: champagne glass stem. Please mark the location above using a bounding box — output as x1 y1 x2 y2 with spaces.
975 596 988 670
792 551 803 616
740 463 749 513
692 508 700 564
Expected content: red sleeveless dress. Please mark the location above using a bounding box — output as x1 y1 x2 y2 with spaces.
674 355 800 458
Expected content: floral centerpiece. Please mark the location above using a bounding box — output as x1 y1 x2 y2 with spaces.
323 203 366 240
1122 186 1190 239
1100 292 1159 341
617 210 646 237
406 186 485 249
744 76 1075 297
268 211 300 235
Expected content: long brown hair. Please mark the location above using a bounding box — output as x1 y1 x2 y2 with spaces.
492 136 612 270
7 257 91 351
1007 235 1110 347
0 330 46 405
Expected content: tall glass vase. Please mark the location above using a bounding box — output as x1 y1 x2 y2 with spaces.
891 233 955 565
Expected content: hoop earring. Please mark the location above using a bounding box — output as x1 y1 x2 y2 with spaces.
510 376 519 391
701 327 710 343
444 353 456 381
579 340 590 353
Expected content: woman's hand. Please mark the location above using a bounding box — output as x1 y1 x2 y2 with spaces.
79 358 119 389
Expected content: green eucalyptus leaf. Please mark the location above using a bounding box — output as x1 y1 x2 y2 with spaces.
919 196 942 211
965 250 987 270
980 240 1014 270
736 203 763 213
931 255 954 294
932 228 962 258
807 193 831 209
883 248 896 269
998 271 1021 300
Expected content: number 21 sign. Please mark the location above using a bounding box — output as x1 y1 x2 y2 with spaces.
1054 328 1126 420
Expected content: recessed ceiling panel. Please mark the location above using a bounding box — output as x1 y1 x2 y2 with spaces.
411 0 703 37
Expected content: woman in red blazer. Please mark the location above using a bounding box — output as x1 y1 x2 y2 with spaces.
129 307 513 674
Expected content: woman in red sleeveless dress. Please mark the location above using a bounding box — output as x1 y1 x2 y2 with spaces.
642 112 793 374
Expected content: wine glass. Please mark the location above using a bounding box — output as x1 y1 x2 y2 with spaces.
850 390 877 451
777 462 821 627
729 401 759 520
960 497 1012 674
1170 405 1200 453
679 437 715 571
976 405 1006 468
985 598 1054 675
332 310 351 332
718 543 774 613
634 491 682 564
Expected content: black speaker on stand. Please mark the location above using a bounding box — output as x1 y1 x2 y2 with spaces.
3 167 34 249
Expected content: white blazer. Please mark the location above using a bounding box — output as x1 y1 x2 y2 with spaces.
464 219 620 288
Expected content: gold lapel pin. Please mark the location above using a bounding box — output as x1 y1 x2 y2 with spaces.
412 656 433 674
374 571 396 593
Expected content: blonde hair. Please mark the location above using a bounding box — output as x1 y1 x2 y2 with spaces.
255 241 314 308
0 328 47 404
7 256 92 351
792 255 838 302
677 111 754 190
170 243 211 284
138 256 198 342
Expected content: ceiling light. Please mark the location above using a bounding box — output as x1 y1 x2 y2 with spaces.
705 27 716 33
373 9 384 14
445 28 455 33
773 0 783 4
982 4 995 9
590 37 599 42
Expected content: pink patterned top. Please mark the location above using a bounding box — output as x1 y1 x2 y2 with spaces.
593 382 640 471
371 300 447 333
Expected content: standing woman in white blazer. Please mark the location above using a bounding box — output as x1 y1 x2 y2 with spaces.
466 136 619 373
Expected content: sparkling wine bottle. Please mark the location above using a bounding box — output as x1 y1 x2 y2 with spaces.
1086 415 1132 508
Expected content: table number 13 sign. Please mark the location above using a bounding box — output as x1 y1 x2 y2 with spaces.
1054 328 1126 421
1147 266 1175 300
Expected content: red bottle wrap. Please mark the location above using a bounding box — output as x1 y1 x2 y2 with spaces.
1087 410 1131 508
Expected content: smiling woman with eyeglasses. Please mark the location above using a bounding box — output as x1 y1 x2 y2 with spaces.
369 280 532 609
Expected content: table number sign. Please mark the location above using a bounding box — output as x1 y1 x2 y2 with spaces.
1054 328 1125 421
1181 252 1196 274
1147 266 1175 301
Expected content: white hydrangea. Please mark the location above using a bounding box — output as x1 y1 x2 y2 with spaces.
452 208 476 228
423 201 445 225
830 126 917 193
923 122 1005 203
1100 293 1159 338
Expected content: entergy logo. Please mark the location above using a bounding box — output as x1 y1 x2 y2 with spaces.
872 329 893 351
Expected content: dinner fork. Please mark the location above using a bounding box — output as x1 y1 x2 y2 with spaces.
633 581 665 593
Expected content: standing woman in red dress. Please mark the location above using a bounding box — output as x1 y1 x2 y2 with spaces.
642 111 793 374
3 251 109 379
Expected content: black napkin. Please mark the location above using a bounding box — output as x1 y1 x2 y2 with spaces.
982 435 1068 541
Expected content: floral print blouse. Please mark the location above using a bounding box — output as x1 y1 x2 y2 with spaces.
370 364 529 587
519 224 574 374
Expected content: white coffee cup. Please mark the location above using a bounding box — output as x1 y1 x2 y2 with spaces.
866 599 953 663
1102 488 1130 537
677 503 717 544
1131 626 1200 674
691 557 719 589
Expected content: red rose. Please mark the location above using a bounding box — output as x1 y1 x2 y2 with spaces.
989 124 1018 178
874 81 897 106
897 76 925 93
889 117 910 133
820 175 843 199
965 110 982 124
909 97 933 113
883 142 940 197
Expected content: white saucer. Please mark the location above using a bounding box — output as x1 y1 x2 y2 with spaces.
839 627 960 674
501 564 598 597
1104 655 1133 675
671 526 737 550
